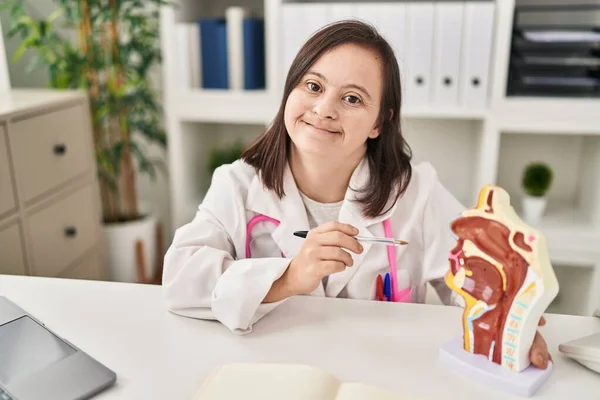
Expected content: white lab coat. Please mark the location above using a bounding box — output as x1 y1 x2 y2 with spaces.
162 157 465 334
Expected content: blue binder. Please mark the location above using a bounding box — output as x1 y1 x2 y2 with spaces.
199 18 228 89
243 18 265 90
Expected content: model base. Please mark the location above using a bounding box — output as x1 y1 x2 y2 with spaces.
439 336 553 397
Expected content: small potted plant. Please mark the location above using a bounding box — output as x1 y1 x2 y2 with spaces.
207 140 246 175
521 162 553 225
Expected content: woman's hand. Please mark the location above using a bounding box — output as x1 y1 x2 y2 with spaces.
529 316 553 369
283 221 363 296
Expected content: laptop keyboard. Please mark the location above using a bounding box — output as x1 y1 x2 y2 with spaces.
0 388 14 400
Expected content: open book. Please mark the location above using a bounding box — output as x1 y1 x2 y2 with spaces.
193 363 417 400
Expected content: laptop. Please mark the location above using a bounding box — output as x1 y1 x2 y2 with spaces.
559 331 600 375
0 296 116 400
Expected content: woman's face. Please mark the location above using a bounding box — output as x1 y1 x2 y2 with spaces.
284 43 383 161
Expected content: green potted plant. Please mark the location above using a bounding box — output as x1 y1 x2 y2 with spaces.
207 140 246 176
1 0 168 283
521 162 553 225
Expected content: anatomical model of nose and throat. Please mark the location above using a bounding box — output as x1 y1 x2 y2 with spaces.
440 185 559 398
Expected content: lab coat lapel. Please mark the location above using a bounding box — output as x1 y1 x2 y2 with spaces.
246 163 310 261
325 158 398 298
246 158 397 299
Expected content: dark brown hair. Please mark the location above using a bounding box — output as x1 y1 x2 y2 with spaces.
242 20 412 218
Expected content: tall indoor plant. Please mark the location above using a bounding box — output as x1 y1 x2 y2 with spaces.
2 0 168 282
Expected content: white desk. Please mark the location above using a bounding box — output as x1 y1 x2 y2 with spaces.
1 275 599 400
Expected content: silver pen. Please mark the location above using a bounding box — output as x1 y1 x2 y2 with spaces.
293 231 408 246
353 235 408 246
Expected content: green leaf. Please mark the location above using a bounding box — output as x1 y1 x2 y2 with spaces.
25 53 45 73
130 141 157 181
112 141 125 175
12 39 31 61
96 148 119 193
46 8 63 24
149 156 168 178
129 119 167 148
39 20 47 37
7 3 26 34
97 168 119 194
94 104 110 125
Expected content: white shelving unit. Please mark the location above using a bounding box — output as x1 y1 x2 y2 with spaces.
159 0 600 316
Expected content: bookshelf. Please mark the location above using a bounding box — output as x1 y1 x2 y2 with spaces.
493 98 600 135
176 90 277 124
159 0 600 316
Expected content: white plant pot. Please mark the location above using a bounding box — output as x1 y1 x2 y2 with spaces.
102 214 157 283
521 195 547 226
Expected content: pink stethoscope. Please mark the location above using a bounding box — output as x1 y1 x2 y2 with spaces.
245 214 412 302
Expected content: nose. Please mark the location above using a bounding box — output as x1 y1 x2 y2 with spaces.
312 92 338 120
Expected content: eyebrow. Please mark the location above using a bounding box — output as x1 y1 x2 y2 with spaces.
305 71 372 101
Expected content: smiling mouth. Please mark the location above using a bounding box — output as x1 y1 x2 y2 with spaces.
302 121 339 135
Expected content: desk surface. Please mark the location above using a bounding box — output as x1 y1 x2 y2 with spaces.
1 275 599 400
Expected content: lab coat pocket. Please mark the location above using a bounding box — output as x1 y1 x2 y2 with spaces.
248 234 282 259
395 269 412 292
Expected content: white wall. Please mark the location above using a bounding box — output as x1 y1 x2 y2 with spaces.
0 3 49 88
0 20 11 102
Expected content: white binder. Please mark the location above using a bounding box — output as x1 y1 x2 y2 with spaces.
459 2 495 110
432 2 464 107
355 3 408 92
559 332 600 374
281 3 330 79
175 24 201 90
225 7 249 91
188 24 202 89
406 3 434 108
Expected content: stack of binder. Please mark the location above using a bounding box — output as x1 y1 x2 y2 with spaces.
281 1 496 111
507 4 600 98
199 8 266 90
175 7 266 91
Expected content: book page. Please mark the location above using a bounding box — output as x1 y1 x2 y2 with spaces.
335 382 417 400
193 363 341 400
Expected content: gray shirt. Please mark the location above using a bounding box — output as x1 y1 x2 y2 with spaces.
299 192 343 290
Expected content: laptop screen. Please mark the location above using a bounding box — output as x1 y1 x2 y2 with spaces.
0 316 76 385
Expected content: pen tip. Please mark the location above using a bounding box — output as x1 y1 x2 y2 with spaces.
397 240 409 246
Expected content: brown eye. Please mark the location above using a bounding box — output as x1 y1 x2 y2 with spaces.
307 82 321 92
344 95 361 105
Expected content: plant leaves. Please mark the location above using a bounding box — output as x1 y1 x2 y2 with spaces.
130 141 157 182
25 53 45 73
1 0 171 215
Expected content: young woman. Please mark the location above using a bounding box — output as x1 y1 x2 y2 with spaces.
162 21 551 368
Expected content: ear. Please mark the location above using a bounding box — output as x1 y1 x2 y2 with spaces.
368 126 381 139
369 108 394 139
